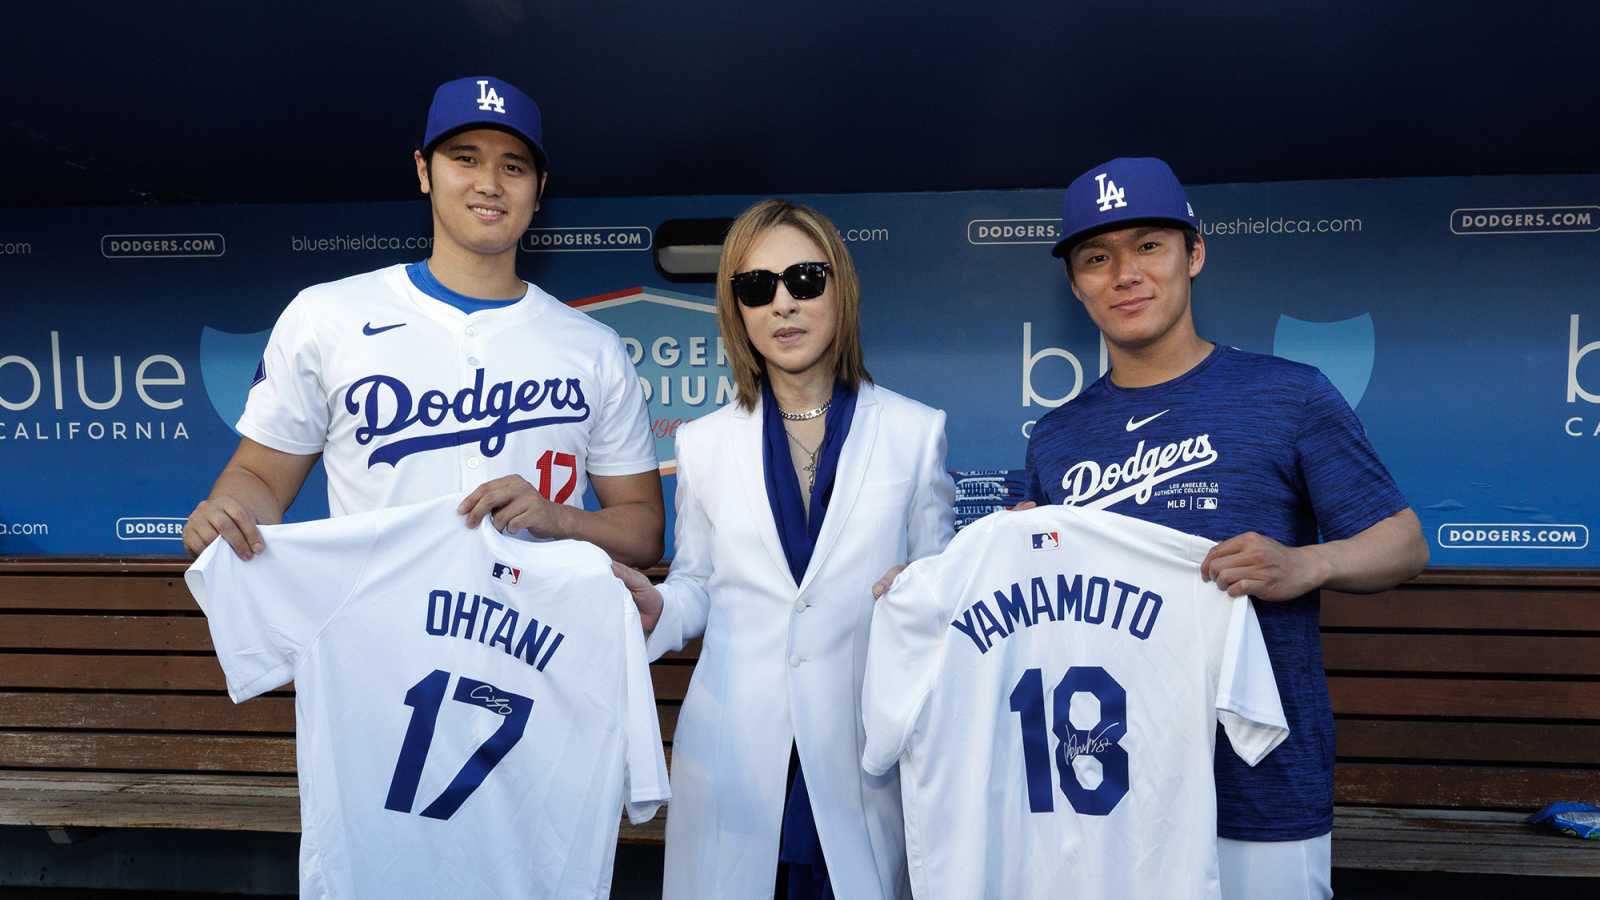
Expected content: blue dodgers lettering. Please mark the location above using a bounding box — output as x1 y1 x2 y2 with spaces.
345 369 591 468
425 589 567 672
950 571 1164 653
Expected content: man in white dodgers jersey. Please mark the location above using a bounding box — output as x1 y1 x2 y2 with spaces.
186 493 670 898
182 76 663 567
862 505 1287 900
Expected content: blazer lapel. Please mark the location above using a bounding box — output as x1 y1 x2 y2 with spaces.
733 395 792 584
798 382 880 594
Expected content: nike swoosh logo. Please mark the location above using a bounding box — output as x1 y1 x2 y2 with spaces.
363 322 406 336
1125 410 1169 432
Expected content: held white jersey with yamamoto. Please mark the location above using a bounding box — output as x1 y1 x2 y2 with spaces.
185 494 669 899
862 505 1288 900
237 264 657 518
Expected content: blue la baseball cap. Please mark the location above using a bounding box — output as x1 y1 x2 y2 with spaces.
1050 157 1197 257
421 76 548 171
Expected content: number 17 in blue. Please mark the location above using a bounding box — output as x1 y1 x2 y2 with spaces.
383 669 533 821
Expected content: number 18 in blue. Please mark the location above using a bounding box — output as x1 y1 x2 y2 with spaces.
1008 665 1129 816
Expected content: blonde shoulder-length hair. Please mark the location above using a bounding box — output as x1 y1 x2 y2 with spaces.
716 199 872 411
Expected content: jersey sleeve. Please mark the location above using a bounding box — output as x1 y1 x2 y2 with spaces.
1213 588 1290 766
183 511 380 703
582 330 657 477
861 558 950 776
1294 370 1409 540
646 425 713 661
619 584 670 824
236 294 331 455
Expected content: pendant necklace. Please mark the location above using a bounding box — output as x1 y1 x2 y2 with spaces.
785 428 821 494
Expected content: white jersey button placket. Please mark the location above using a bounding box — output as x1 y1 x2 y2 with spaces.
460 322 480 482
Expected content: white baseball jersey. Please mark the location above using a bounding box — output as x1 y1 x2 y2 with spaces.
862 505 1287 900
185 494 669 899
238 264 657 518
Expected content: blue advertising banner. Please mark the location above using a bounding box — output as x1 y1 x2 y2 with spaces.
2 175 1595 565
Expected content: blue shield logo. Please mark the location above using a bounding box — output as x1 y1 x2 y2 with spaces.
198 326 271 433
1271 313 1376 408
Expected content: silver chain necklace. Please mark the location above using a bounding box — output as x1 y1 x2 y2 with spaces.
778 400 831 421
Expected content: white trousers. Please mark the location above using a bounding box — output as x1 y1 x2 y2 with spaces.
1218 833 1333 900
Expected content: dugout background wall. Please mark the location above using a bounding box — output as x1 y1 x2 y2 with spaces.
3 176 1597 566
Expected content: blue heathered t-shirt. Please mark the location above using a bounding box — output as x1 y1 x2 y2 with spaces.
1024 344 1408 841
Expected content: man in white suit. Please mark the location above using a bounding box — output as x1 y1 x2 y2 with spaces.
617 199 956 899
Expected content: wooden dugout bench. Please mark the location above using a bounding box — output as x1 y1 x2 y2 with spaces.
0 559 686 844
1323 569 1600 876
1 561 1596 878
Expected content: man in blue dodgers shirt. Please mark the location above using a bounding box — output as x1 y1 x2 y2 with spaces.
1022 157 1428 900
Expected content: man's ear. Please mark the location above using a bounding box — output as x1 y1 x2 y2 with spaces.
414 150 431 195
534 169 549 210
1188 234 1206 278
1064 259 1088 305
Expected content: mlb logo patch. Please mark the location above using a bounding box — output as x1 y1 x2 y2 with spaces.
491 562 521 584
1196 497 1219 510
1031 531 1060 550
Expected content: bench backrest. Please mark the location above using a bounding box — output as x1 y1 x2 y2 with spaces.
0 561 296 776
0 560 688 781
3 563 1594 814
1325 571 1600 810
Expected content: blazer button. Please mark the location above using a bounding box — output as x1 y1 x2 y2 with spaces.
789 655 803 668
795 599 808 613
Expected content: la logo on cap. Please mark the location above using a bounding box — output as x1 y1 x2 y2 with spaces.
1094 172 1128 213
476 79 506 114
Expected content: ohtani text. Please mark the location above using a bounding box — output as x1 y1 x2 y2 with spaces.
424 588 566 671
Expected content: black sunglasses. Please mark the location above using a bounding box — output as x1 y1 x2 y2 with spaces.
730 261 832 308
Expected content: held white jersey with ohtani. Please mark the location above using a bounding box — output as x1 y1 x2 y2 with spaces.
862 505 1288 900
238 264 657 518
185 494 670 899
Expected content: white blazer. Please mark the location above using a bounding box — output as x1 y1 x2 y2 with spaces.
647 381 956 900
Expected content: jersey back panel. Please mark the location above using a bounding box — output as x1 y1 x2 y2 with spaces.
863 506 1286 900
186 494 668 899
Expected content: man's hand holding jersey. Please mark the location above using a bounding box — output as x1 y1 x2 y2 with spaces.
1201 509 1428 601
460 471 665 570
459 474 569 537
183 495 267 561
182 437 319 560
